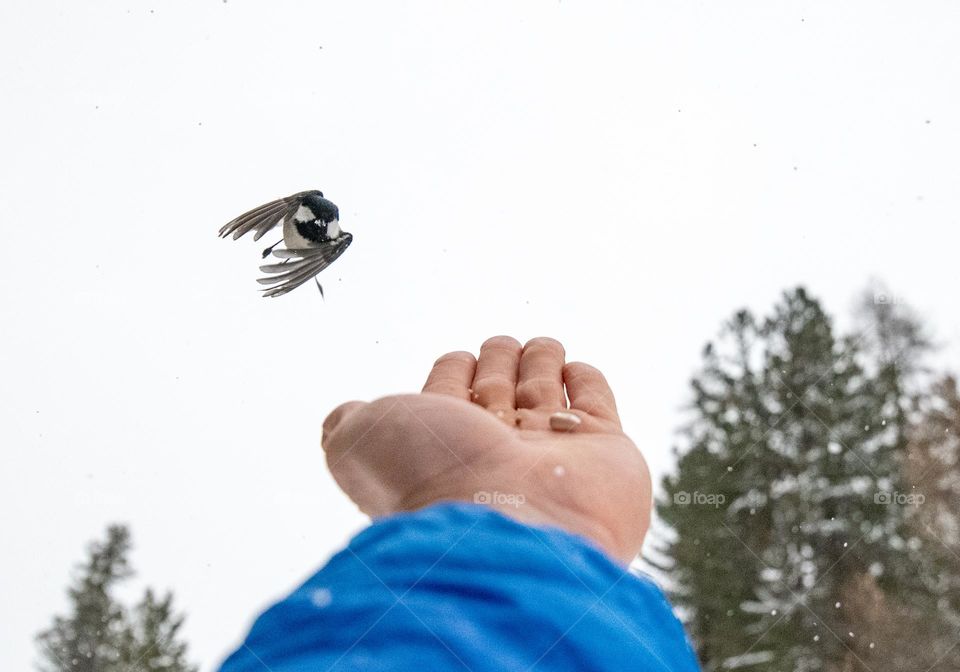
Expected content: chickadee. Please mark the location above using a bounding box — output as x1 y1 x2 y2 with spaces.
219 190 353 298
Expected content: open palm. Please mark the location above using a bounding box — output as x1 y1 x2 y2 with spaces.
322 336 652 564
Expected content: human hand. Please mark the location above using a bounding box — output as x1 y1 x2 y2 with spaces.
321 336 651 565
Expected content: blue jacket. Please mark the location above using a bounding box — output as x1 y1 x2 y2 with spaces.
219 502 700 671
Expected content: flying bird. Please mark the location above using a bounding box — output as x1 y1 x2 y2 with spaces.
219 190 352 298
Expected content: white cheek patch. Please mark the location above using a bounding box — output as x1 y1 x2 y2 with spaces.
294 204 316 223
326 219 341 238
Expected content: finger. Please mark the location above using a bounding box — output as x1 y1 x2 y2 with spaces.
422 351 477 400
322 400 367 449
563 362 621 426
471 335 522 412
516 337 567 410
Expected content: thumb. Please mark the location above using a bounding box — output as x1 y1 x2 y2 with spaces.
322 400 367 449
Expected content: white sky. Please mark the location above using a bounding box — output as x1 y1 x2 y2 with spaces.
2 2 959 670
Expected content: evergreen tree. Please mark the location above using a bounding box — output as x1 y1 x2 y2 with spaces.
37 526 196 672
827 374 960 672
901 375 960 669
656 287 931 671
117 590 196 672
37 526 132 672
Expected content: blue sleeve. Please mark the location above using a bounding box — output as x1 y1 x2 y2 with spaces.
217 502 701 672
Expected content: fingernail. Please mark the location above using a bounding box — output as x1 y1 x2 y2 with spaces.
549 411 581 432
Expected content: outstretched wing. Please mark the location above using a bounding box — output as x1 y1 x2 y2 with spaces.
218 191 312 242
257 233 353 298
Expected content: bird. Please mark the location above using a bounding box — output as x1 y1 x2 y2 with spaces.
219 190 352 298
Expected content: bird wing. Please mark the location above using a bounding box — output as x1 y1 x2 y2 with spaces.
256 233 353 298
218 192 311 242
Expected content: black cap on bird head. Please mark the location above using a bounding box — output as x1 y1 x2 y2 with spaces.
301 191 338 220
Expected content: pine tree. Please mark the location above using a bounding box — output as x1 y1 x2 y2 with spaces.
656 287 932 671
900 375 960 669
37 526 132 672
117 590 196 672
36 526 196 672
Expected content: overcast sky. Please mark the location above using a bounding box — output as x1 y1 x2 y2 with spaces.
2 1 959 670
